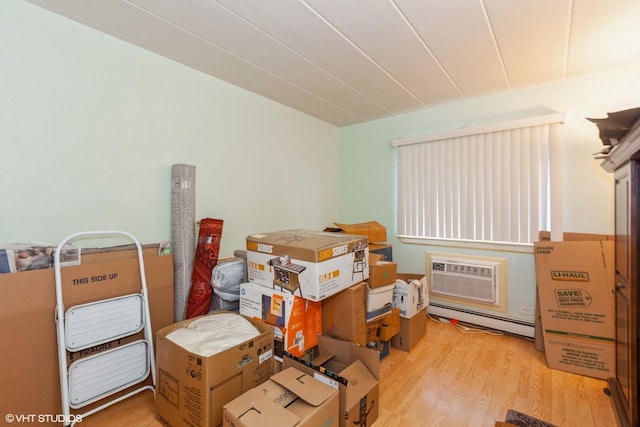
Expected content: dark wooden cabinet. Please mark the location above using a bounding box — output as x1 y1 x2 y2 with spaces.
602 121 640 427
610 162 638 427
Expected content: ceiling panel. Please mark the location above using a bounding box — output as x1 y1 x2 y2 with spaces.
568 0 640 77
25 0 640 126
396 0 507 100
486 0 570 89
130 0 389 120
215 0 421 114
305 0 461 109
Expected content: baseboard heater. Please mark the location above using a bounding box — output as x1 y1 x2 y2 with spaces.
428 302 535 338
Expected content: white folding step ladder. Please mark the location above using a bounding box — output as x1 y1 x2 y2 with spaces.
54 231 156 427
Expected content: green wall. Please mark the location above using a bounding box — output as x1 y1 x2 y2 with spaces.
0 1 340 257
339 65 640 322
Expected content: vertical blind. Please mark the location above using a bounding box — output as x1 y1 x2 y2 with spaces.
393 114 563 244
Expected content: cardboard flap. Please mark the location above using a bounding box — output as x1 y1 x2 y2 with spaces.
334 221 386 243
317 335 380 380
311 352 336 366
369 253 383 265
340 359 378 397
271 368 336 407
226 388 300 427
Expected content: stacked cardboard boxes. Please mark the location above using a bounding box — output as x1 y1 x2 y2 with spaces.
390 274 428 352
283 335 380 427
155 312 275 427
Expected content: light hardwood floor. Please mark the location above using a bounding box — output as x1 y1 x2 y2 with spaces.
78 317 617 427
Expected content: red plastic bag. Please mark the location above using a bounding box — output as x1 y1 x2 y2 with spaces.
185 218 223 319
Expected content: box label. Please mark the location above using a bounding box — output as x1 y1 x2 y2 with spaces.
554 289 592 307
551 271 589 281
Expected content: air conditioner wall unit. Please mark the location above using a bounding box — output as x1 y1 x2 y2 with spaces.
426 252 534 338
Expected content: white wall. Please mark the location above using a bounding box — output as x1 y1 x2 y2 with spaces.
0 1 340 257
339 64 640 323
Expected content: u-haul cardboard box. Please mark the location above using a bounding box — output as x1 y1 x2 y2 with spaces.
534 233 616 379
239 282 322 361
246 230 368 302
223 367 339 427
155 312 274 427
283 335 379 427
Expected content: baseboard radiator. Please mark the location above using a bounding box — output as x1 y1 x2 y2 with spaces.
428 302 535 338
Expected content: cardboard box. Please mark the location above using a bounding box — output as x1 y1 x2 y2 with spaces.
366 254 397 288
322 282 367 345
534 234 616 379
246 230 369 302
0 245 174 424
333 221 387 243
391 307 427 352
366 308 401 342
283 335 380 427
323 282 399 345
239 281 322 361
156 312 274 427
366 283 394 321
222 367 339 426
393 278 427 319
369 243 392 261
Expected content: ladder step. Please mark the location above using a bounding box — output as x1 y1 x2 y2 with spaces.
68 340 150 409
65 294 145 351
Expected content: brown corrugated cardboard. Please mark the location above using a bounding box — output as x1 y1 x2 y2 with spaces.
283 335 379 427
0 246 174 425
222 367 339 426
246 230 369 301
391 307 427 352
155 312 274 427
366 308 401 342
333 221 387 243
366 254 397 288
323 282 399 346
534 234 616 379
322 282 367 345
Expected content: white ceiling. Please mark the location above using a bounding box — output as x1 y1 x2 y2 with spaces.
27 0 640 127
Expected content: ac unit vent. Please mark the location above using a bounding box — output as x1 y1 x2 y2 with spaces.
430 256 500 306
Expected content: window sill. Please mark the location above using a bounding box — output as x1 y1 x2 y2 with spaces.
397 235 534 254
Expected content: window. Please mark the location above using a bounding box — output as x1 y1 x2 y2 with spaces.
392 113 563 245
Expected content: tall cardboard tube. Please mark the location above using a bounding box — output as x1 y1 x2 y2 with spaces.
171 164 196 322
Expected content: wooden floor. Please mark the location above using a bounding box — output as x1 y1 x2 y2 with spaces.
78 317 617 427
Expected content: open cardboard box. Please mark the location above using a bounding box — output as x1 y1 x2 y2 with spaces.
283 335 379 427
156 312 274 427
223 367 339 427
